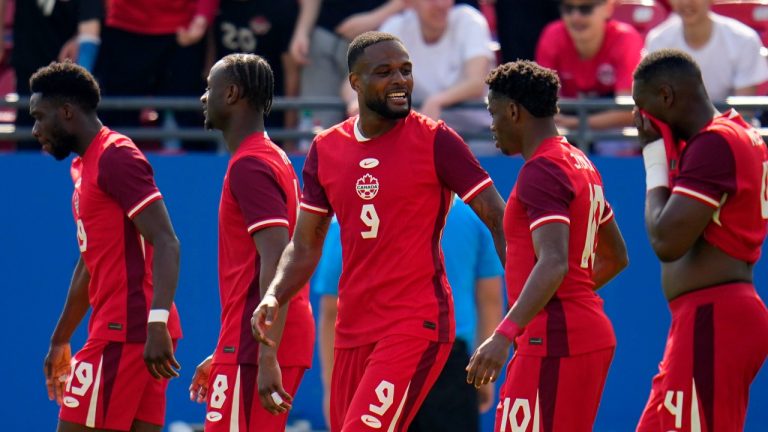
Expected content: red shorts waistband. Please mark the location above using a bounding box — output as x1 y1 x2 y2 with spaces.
669 282 757 314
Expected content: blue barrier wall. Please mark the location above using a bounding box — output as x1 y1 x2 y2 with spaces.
3 153 767 431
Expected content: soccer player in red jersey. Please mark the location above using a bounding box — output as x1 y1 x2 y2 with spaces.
466 60 629 432
633 49 768 432
31 62 182 432
252 31 507 431
187 54 315 431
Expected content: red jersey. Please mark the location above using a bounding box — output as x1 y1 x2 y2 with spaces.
214 133 313 367
71 127 182 343
671 110 768 263
301 112 493 348
504 137 615 357
536 20 643 98
107 0 218 35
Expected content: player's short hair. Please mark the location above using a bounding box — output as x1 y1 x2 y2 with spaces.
220 53 274 114
486 60 560 118
633 48 703 86
347 31 403 72
29 61 100 112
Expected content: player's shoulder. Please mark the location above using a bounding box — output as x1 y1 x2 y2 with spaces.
313 117 356 147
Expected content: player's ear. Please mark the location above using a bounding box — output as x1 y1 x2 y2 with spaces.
349 72 360 93
508 100 519 123
60 102 75 121
226 83 240 105
659 84 674 108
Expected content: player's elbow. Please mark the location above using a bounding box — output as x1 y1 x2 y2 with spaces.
650 239 685 262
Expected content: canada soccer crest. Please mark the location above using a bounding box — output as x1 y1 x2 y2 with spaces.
356 174 379 200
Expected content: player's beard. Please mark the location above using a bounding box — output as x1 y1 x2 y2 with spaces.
365 93 411 120
48 124 78 161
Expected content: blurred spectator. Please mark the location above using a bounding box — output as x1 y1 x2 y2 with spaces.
289 0 478 141
11 0 103 150
313 199 504 432
536 0 642 154
645 0 768 101
95 0 217 151
211 0 300 148
493 0 560 62
380 0 495 154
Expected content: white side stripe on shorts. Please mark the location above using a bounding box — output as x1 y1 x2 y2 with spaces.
230 367 242 432
387 382 411 432
86 356 104 428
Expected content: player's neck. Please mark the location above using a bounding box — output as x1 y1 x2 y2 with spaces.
683 16 713 49
75 117 104 156
357 111 400 140
224 114 265 153
676 103 718 141
521 120 560 160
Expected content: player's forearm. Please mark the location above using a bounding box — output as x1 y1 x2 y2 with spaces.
644 187 685 261
267 241 323 306
507 257 566 327
591 256 625 290
258 304 289 361
257 243 290 356
51 257 91 344
475 277 504 345
149 234 181 311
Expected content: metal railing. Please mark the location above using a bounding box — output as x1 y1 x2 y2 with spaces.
6 95 768 151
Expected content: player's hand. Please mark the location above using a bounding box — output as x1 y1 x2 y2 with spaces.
257 355 293 414
251 294 280 346
176 14 208 46
465 333 511 389
144 323 181 379
189 354 213 403
44 342 72 405
477 381 495 413
633 108 662 145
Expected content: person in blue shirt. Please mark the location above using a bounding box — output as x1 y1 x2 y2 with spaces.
314 198 504 431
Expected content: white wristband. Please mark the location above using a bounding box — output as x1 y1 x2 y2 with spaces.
148 309 170 324
642 139 669 191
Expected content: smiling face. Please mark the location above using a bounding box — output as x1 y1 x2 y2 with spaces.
351 40 414 120
669 0 712 27
30 93 78 160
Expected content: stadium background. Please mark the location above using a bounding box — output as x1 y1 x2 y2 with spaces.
2 153 767 431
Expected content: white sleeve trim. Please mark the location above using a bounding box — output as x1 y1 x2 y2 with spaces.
127 191 162 218
247 218 290 233
300 202 329 214
461 177 493 202
529 215 570 231
672 186 721 208
600 208 614 225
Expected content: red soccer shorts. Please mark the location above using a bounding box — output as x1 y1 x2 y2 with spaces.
59 339 174 430
636 283 768 432
203 363 306 432
331 334 452 432
495 347 614 432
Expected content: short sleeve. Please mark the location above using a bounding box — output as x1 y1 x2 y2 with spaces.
433 123 492 202
475 218 503 279
300 141 333 215
229 157 289 234
517 158 575 231
97 144 161 219
672 132 737 208
312 219 342 296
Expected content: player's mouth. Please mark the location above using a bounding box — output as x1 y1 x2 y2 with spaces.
386 90 409 106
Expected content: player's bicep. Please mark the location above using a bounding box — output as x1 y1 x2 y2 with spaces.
531 222 569 270
252 226 290 262
131 199 178 246
293 210 332 252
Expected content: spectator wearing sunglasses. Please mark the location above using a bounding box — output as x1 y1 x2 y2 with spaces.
536 0 643 152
